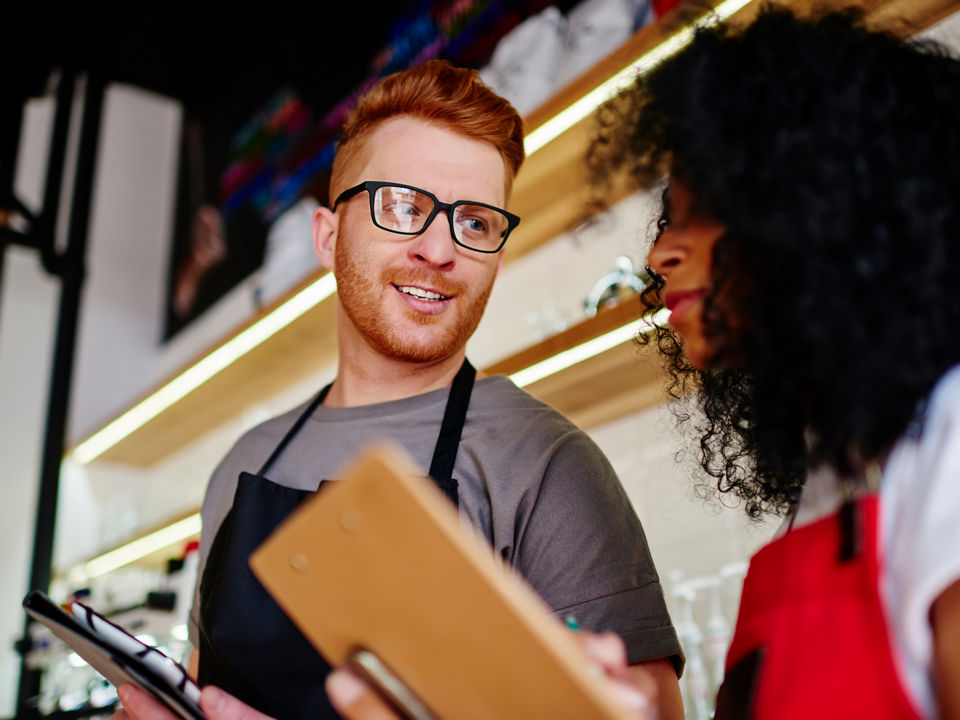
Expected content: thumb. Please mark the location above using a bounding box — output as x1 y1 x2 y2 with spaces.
200 687 274 720
326 669 401 720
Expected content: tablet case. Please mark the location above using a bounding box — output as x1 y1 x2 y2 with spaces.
249 441 632 720
22 591 204 720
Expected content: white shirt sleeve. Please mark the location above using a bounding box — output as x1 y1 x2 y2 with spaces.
882 364 960 717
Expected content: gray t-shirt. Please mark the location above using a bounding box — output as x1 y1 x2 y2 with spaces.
189 375 681 668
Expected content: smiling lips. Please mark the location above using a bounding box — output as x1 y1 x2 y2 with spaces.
395 284 451 302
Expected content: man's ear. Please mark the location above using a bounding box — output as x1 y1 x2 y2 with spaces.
312 206 338 270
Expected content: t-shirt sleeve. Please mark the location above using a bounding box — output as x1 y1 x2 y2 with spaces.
885 368 960 679
512 430 683 672
187 446 245 650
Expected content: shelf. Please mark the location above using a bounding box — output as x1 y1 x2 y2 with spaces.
484 296 668 430
73 0 960 467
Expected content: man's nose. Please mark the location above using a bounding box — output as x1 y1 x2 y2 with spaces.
407 211 457 269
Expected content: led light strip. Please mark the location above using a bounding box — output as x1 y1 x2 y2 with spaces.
510 308 669 387
72 274 337 465
83 513 201 579
524 0 755 156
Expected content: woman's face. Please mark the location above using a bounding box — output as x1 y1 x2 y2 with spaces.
646 182 727 370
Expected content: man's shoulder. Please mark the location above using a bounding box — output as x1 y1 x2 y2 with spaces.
469 375 609 460
472 375 571 417
214 398 315 476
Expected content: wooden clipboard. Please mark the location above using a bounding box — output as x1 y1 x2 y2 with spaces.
249 441 632 720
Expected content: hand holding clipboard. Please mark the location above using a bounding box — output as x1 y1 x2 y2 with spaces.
250 442 640 720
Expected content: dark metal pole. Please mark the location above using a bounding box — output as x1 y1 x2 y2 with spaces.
37 71 79 274
15 73 104 720
0 70 74 335
0 83 28 326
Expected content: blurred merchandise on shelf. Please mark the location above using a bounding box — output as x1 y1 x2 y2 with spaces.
702 577 733 699
479 6 568 116
665 563 747 720
480 0 656 116
673 581 713 720
651 0 684 18
254 196 321 308
554 0 652 89
583 254 646 316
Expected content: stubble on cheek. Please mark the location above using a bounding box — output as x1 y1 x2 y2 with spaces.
333 237 497 362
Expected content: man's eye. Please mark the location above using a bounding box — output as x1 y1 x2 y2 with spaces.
385 202 419 217
465 217 487 232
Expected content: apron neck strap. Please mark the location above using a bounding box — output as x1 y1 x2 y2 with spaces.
256 358 477 481
429 358 476 481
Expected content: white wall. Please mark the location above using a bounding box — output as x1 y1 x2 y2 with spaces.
0 246 59 714
0 93 63 716
0 81 220 715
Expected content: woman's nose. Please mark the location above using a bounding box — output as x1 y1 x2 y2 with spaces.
647 230 683 278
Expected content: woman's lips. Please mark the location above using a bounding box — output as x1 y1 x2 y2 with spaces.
664 289 706 322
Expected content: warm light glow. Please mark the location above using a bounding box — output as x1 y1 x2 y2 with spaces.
83 514 201 579
523 0 755 156
72 274 337 465
510 309 669 387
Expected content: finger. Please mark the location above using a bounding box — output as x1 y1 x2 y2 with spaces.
572 633 654 717
116 684 178 720
576 631 629 675
606 676 653 716
200 686 274 720
325 669 401 720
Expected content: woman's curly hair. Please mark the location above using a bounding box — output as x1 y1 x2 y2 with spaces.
589 5 960 518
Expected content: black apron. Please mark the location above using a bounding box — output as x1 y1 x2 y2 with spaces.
196 360 476 719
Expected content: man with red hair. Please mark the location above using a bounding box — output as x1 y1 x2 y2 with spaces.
118 59 681 720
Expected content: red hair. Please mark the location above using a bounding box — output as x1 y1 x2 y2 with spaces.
330 59 525 198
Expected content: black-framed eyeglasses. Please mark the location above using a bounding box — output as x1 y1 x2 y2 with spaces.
333 180 521 254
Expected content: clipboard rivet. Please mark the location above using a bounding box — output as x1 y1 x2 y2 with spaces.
339 511 359 532
290 553 309 571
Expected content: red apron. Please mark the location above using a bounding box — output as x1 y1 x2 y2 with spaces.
714 494 920 719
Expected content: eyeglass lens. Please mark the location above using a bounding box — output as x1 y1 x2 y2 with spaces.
372 185 509 252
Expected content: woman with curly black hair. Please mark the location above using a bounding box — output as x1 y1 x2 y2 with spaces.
590 5 960 718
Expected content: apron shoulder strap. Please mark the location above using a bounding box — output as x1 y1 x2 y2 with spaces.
428 358 476 481
257 384 332 476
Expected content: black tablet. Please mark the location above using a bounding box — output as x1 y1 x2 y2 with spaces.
23 590 205 720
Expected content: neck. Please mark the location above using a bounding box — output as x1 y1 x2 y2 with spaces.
324 310 470 408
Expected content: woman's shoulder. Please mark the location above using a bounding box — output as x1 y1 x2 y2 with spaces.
924 363 960 424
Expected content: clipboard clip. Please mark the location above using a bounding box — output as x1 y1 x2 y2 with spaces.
346 648 436 720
